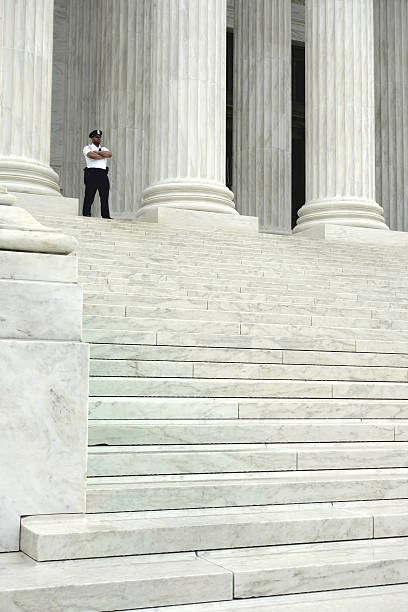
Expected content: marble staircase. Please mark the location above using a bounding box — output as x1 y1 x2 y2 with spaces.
4 215 408 610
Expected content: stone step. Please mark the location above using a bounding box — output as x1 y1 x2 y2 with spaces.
88 376 408 400
84 304 314 327
83 314 240 335
198 537 408 599
82 303 408 332
83 285 408 310
83 293 394 321
88 343 408 368
82 280 401 303
87 419 396 445
89 358 408 382
156 331 408 354
88 397 408 420
0 551 231 611
20 502 385 561
133 584 408 612
89 397 240 419
87 442 408 476
85 469 408 512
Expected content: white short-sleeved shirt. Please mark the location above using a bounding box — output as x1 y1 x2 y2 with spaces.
83 143 110 169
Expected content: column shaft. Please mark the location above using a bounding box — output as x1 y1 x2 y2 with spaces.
295 0 388 232
234 0 291 233
139 0 235 216
374 0 408 231
0 0 60 195
61 0 100 208
98 0 151 217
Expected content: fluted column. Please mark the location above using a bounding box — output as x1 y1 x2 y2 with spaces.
61 0 100 208
374 0 408 231
0 0 60 195
138 0 236 217
294 0 388 232
234 0 291 233
97 0 151 217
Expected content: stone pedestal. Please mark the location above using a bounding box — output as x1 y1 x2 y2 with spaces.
234 0 291 233
0 190 88 552
374 0 408 231
138 0 236 219
0 0 60 196
294 0 388 233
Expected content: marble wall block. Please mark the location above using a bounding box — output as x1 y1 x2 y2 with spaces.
0 339 88 552
0 250 88 552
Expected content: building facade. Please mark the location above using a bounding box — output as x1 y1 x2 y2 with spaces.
1 0 407 233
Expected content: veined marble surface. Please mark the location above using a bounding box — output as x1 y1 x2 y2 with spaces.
0 279 82 340
0 250 77 283
0 339 88 551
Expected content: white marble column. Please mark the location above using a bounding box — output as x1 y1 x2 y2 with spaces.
0 0 60 196
61 0 100 209
97 0 151 218
374 0 408 231
233 0 291 233
138 0 236 217
294 0 388 232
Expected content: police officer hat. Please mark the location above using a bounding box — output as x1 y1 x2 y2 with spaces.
89 129 102 138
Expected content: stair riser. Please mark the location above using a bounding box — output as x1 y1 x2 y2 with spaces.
86 478 408 512
230 559 408 599
87 449 408 476
89 360 408 382
88 423 395 445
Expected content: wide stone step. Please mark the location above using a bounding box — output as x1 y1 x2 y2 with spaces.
83 314 240 335
88 376 408 400
88 397 408 420
84 329 357 352
20 502 386 561
89 358 408 382
134 584 408 612
198 537 408 599
89 343 408 368
0 551 231 611
87 442 408 476
87 419 396 445
85 469 408 512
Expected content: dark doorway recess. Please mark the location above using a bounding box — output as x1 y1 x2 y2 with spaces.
292 43 305 229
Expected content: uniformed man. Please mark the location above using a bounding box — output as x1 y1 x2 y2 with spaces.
83 129 112 218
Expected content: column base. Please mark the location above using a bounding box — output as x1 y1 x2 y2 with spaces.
135 206 259 234
140 180 237 216
12 193 80 218
0 159 61 196
294 198 389 233
293 223 408 247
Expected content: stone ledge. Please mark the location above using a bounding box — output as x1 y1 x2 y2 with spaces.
135 207 259 235
13 192 79 218
294 223 408 247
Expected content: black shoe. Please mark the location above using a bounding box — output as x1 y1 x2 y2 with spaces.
102 216 111 219
83 213 91 217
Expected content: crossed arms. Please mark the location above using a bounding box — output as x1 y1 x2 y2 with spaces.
87 150 112 160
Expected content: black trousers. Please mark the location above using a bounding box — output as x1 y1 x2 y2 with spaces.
83 168 111 218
